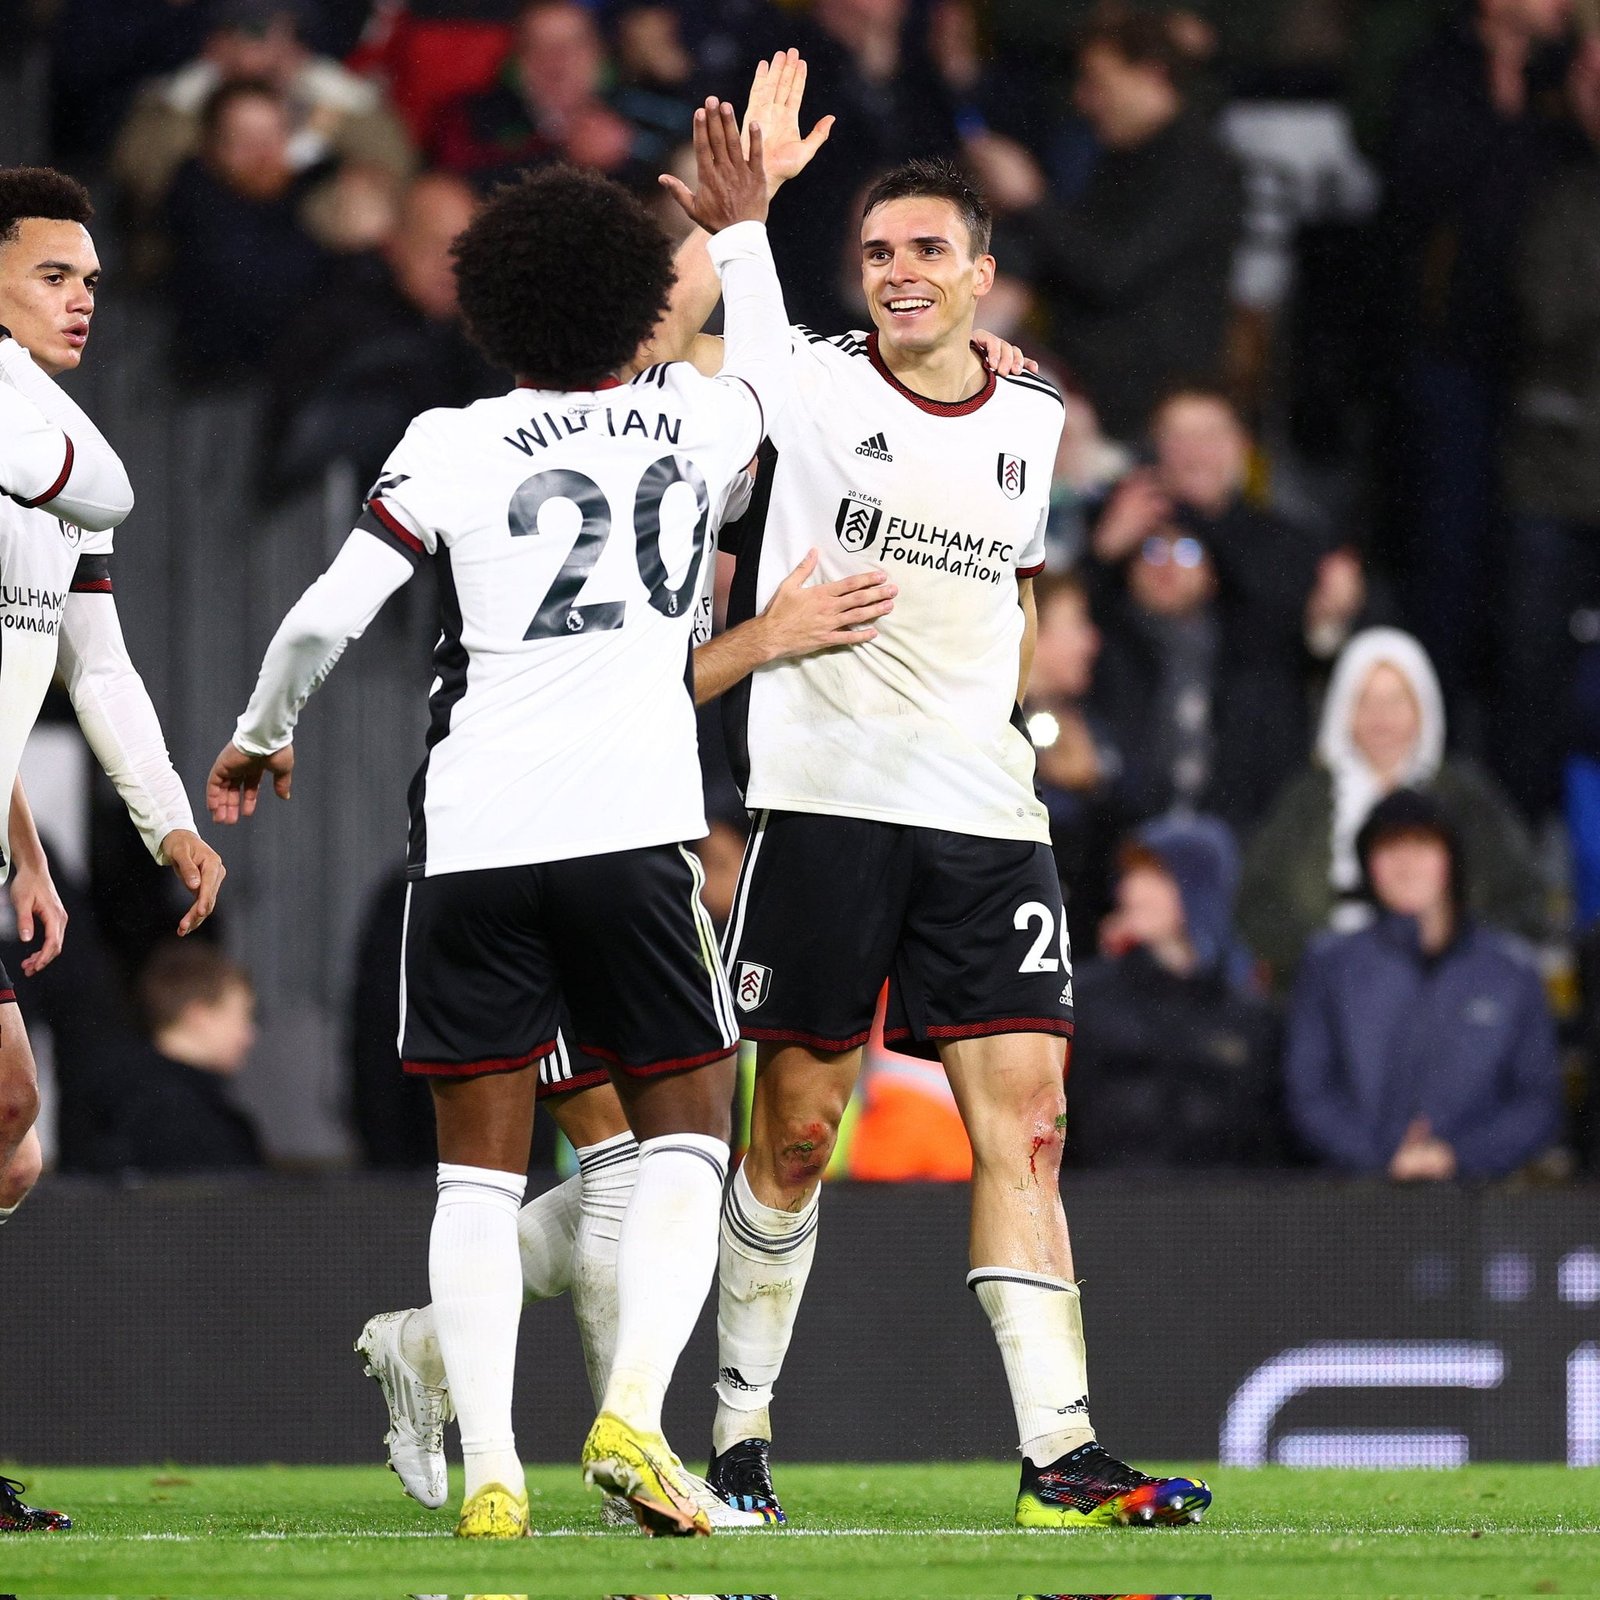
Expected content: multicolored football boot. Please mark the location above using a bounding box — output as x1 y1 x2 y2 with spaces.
0 1476 71 1532
1015 1442 1210 1528
705 1437 786 1524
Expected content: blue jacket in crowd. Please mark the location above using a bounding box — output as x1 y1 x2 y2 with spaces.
1284 914 1562 1177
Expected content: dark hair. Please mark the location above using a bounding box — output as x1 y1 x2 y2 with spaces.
1078 9 1188 80
1357 788 1466 908
139 941 254 1036
452 165 674 387
198 77 285 144
1149 380 1243 429
861 156 993 257
0 166 93 248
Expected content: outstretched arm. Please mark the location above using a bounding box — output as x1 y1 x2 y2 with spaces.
207 528 416 823
57 588 224 934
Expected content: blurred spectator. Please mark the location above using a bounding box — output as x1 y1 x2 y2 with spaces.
610 4 701 156
1284 788 1563 1179
1499 31 1600 817
113 0 413 225
1086 520 1218 820
1239 627 1546 990
76 943 264 1175
161 79 334 385
1376 0 1572 722
1091 387 1325 827
430 0 654 188
1066 814 1281 1168
1024 572 1127 952
348 1 520 149
765 0 961 330
263 169 498 497
968 10 1242 438
1041 385 1133 569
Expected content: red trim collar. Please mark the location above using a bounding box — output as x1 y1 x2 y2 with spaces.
866 332 996 416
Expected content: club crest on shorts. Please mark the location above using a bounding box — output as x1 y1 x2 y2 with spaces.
997 452 1026 500
736 960 771 1010
835 494 882 553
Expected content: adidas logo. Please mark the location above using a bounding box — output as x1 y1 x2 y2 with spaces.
855 431 893 461
1055 1393 1090 1416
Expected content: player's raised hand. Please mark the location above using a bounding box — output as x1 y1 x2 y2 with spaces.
160 828 226 938
972 329 1039 377
9 860 66 977
206 740 295 826
759 548 896 658
742 48 834 195
660 98 769 232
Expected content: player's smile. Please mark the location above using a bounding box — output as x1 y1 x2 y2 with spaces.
859 195 993 360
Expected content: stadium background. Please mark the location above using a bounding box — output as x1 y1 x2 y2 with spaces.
4 0 1600 1475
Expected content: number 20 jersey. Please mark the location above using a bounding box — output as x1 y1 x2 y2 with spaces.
364 365 760 878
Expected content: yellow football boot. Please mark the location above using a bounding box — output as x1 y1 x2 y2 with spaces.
581 1412 711 1537
454 1483 531 1538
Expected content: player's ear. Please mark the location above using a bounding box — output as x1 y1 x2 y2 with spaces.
972 253 997 299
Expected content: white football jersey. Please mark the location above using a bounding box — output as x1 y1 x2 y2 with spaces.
724 329 1064 843
0 501 109 878
364 366 762 877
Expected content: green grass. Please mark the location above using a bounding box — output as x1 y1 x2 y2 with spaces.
1 1463 1598 1597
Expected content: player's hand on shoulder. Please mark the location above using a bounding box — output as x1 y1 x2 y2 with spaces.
160 828 226 938
759 547 896 661
8 861 66 977
660 97 769 232
742 48 834 197
205 740 295 826
972 329 1038 377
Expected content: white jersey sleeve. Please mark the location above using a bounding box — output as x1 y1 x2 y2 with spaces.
704 220 790 453
0 338 134 532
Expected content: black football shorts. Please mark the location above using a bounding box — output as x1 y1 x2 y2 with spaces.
722 810 1074 1056
0 954 13 1005
535 1031 611 1100
401 843 738 1080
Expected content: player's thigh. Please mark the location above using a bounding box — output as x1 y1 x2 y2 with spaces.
399 865 564 1080
724 810 912 1053
548 842 738 1079
611 1050 739 1144
891 832 1075 1054
430 1068 540 1172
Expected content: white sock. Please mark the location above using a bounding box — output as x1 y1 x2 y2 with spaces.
0 1201 16 1226
571 1131 638 1406
430 1162 528 1500
970 1268 1094 1464
601 1132 728 1436
712 1161 819 1454
516 1170 582 1299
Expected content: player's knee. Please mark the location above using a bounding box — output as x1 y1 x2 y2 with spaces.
976 1080 1067 1180
0 1073 40 1149
771 1115 838 1187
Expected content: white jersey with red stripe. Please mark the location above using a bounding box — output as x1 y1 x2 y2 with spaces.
350 362 761 878
724 329 1064 843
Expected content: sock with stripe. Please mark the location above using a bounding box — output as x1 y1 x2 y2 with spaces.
711 1160 819 1454
429 1162 528 1500
570 1131 639 1405
601 1132 729 1436
969 1267 1094 1463
0 1201 16 1226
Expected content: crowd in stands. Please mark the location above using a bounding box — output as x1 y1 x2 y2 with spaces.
10 0 1600 1183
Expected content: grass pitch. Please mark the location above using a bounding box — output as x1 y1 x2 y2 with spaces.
1 1462 1597 1597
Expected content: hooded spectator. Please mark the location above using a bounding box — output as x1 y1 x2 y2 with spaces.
1284 788 1563 1179
1067 814 1281 1168
1239 628 1546 990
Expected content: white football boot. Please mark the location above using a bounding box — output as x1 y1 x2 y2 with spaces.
355 1310 452 1509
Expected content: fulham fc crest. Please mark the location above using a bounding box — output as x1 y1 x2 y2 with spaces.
997 453 1026 500
835 494 883 553
736 961 771 1011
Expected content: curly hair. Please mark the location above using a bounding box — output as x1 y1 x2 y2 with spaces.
862 156 992 257
452 166 675 388
0 166 93 247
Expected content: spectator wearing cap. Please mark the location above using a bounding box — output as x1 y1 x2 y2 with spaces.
1090 387 1329 829
964 10 1242 439
1066 814 1281 1168
113 0 413 228
1284 789 1563 1180
1239 627 1546 992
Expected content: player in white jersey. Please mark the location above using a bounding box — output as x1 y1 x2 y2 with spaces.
0 165 225 1536
616 154 1211 1529
206 108 799 1538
